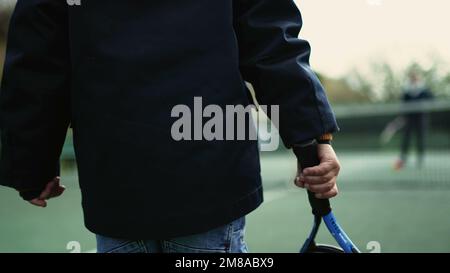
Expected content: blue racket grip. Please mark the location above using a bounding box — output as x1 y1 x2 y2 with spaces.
293 140 332 217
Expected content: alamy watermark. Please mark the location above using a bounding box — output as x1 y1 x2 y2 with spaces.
65 240 381 253
66 241 81 253
67 0 81 6
171 97 280 152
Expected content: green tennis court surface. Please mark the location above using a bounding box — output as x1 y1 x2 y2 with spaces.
0 151 449 253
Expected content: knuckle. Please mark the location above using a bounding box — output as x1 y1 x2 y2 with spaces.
326 184 334 192
330 177 337 185
325 187 338 198
318 185 332 193
313 186 322 193
325 174 334 181
333 188 339 196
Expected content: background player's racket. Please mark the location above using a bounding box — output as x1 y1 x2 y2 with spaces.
295 140 360 253
380 116 406 145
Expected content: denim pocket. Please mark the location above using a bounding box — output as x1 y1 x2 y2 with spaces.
96 235 146 253
104 241 145 253
164 240 228 253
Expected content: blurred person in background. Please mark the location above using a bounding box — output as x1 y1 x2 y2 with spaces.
394 69 434 170
0 0 340 253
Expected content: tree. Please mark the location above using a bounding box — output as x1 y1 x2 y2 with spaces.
0 0 15 38
345 59 450 103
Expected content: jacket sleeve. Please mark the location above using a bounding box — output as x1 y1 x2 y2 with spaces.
233 0 339 147
0 0 71 198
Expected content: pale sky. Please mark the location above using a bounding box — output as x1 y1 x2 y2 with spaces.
2 0 449 78
295 0 450 77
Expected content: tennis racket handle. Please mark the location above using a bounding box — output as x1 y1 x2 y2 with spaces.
293 140 332 217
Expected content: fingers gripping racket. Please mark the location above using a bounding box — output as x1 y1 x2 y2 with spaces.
295 141 360 253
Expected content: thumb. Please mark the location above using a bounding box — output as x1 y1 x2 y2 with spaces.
29 199 47 208
39 180 57 200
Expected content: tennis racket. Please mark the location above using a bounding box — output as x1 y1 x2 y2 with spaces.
295 140 360 253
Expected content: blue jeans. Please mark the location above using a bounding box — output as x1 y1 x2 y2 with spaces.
96 217 248 253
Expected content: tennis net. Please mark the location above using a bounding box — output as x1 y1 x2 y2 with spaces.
330 99 450 190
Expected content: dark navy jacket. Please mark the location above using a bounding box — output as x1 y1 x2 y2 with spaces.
0 0 338 238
